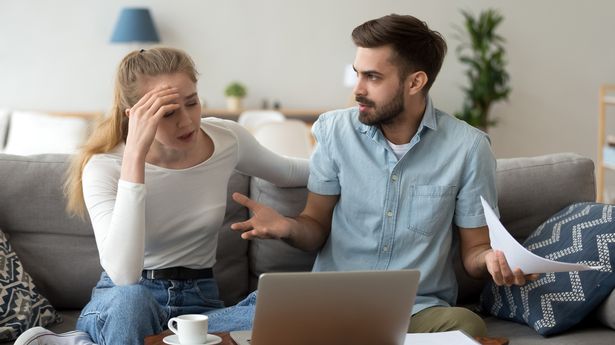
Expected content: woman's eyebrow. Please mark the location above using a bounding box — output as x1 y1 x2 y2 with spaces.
184 92 198 100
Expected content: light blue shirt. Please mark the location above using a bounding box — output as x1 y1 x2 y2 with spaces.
308 98 499 314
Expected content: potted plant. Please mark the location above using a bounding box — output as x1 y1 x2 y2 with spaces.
455 9 511 132
224 81 247 111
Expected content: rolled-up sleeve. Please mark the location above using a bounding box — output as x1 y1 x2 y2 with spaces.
454 133 499 228
307 115 341 195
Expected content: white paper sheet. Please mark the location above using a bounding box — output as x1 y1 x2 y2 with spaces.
480 196 602 274
404 330 480 344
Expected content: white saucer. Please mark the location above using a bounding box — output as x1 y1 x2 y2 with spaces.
162 334 222 345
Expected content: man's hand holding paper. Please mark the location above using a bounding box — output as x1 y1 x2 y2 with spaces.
480 196 603 279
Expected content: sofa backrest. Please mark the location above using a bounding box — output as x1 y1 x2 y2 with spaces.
0 152 596 309
0 154 98 309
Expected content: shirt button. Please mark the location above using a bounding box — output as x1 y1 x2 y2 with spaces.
391 175 398 181
383 246 389 252
386 211 393 217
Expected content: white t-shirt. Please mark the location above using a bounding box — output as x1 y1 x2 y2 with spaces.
82 118 309 285
386 139 412 160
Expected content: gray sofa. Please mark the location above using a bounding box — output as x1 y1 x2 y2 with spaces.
0 152 613 344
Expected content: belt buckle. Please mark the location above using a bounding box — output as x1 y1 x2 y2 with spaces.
147 270 157 279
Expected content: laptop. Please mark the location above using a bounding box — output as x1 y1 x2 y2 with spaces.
230 269 420 345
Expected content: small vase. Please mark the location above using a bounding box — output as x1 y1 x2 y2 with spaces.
226 97 242 112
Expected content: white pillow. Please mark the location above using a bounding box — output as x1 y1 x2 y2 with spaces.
0 109 10 151
3 111 91 155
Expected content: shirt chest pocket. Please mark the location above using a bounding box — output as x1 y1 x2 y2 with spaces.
406 185 457 236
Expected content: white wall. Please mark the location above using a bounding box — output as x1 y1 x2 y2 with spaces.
1 0 615 163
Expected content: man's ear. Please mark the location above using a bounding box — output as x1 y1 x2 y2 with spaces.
406 71 428 96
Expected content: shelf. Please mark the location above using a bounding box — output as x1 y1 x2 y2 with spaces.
201 108 326 123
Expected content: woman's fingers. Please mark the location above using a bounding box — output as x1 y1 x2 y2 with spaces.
129 86 179 117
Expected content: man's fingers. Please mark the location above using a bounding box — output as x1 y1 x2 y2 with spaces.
230 220 252 231
512 268 527 285
232 192 259 210
239 229 275 240
495 251 515 285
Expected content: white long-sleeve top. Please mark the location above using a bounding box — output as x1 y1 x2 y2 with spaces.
82 118 309 285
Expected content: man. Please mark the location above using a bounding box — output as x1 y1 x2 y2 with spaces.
228 14 533 336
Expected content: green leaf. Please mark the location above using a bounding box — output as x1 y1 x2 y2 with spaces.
454 8 511 131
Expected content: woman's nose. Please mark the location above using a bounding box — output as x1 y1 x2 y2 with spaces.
177 108 192 127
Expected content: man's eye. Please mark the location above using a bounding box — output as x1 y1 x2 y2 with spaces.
164 111 175 118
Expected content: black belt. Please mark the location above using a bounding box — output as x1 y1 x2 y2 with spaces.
141 267 213 280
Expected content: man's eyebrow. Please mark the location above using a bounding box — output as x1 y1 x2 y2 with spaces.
185 92 198 100
353 65 382 76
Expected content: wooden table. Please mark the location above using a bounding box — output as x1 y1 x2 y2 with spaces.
145 330 509 345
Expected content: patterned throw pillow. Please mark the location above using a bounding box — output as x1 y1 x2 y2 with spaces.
0 229 61 341
480 202 615 336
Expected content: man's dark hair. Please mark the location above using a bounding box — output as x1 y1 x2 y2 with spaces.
352 14 447 92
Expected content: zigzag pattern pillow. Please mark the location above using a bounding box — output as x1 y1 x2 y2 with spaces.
480 202 615 336
0 229 61 341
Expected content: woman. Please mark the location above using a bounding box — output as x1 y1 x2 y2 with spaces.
16 47 308 345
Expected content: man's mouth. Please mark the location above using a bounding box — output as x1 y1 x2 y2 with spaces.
356 97 375 111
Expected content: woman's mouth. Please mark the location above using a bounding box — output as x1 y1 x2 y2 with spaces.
177 130 194 141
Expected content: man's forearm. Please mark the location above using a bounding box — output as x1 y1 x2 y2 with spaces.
282 214 330 252
464 245 493 279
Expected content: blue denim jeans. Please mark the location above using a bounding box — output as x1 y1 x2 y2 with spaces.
76 272 224 345
207 290 258 333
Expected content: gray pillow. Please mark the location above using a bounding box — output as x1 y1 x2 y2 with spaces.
0 229 61 341
595 289 615 329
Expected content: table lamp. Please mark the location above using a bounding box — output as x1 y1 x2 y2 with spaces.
111 8 160 43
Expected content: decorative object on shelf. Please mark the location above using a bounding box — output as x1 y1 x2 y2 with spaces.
597 84 615 202
224 81 247 111
343 63 358 106
110 7 160 44
454 8 510 132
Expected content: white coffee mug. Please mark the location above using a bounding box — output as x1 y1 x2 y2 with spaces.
168 314 208 344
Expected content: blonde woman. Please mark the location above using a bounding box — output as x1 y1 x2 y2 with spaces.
15 47 308 345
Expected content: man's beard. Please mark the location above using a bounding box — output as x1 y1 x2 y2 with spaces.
357 86 405 126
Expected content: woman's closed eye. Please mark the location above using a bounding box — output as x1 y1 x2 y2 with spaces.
163 110 176 118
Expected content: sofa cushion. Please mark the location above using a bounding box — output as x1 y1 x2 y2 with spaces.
213 171 250 306
3 111 90 155
248 178 316 290
0 229 61 341
0 154 102 309
480 202 615 336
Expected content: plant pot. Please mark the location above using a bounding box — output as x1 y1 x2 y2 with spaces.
226 97 242 112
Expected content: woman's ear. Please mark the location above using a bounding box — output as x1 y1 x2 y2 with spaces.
406 71 428 96
124 108 130 117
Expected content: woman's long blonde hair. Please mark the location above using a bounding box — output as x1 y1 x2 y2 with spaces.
65 47 199 217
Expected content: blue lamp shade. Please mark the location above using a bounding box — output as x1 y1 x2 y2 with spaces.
111 8 160 43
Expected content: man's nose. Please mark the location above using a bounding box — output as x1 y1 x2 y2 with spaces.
353 78 366 97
